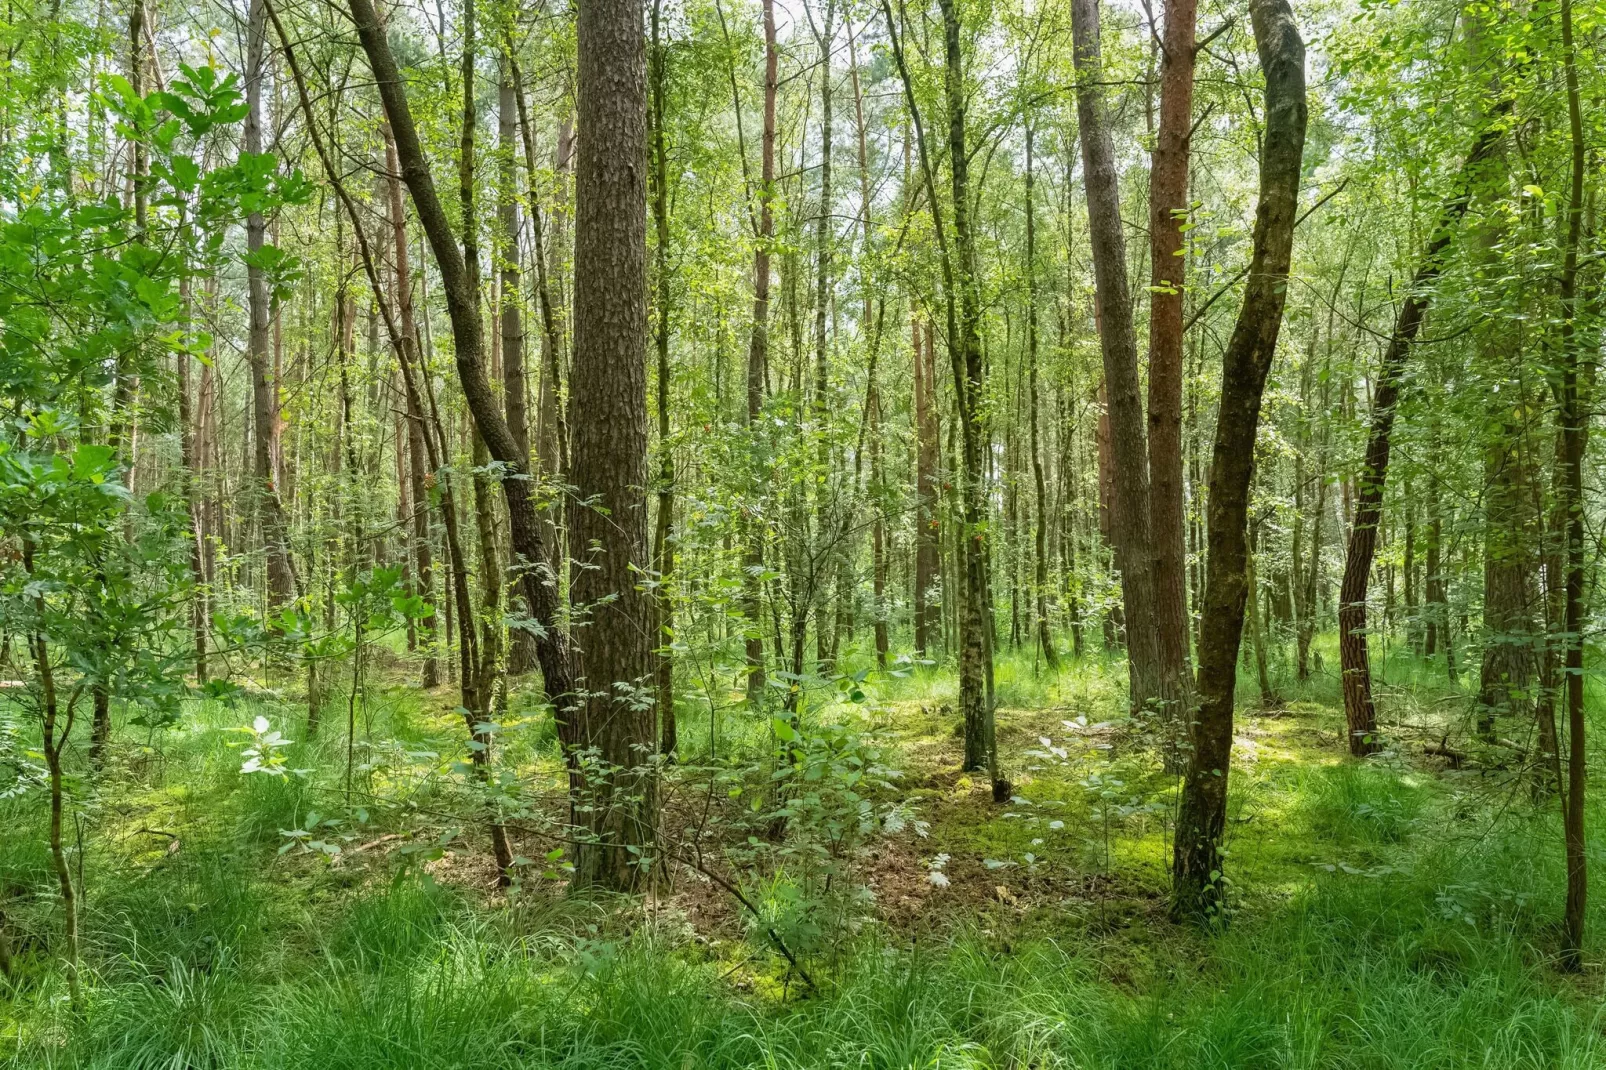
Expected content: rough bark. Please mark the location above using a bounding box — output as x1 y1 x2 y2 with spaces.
1172 0 1305 920
1146 0 1197 704
567 0 657 891
1556 0 1587 969
938 0 998 789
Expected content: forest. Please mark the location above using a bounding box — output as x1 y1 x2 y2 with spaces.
2 0 1605 1061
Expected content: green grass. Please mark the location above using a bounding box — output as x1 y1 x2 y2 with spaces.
4 638 1606 1068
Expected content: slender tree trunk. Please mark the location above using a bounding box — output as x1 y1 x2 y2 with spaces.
23 542 79 1007
178 272 209 683
649 0 677 753
937 0 999 791
567 0 657 890
383 128 439 690
1026 128 1058 670
246 0 294 627
1172 0 1305 919
743 0 778 705
1070 0 1162 717
1337 114 1508 757
914 317 940 658
1247 535 1276 706
498 60 540 680
1556 0 1588 968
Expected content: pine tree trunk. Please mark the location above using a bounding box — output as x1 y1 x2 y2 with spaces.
567 0 657 890
1146 0 1198 705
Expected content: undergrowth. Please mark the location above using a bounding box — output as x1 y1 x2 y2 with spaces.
2 640 1605 1068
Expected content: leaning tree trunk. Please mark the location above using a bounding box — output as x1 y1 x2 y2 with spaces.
1070 0 1162 718
1171 0 1305 920
345 0 579 789
1337 112 1509 757
567 0 657 891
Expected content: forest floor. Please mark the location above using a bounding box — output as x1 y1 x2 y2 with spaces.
2 639 1605 1067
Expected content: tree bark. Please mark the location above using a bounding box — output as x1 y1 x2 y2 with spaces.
567 0 657 891
1172 0 1305 919
1070 0 1161 716
936 0 998 788
1146 0 1197 705
742 0 778 705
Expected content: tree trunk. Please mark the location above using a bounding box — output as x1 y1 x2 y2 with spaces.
1146 0 1197 704
1172 0 1305 919
1337 114 1508 757
246 0 295 623
649 0 677 753
1556 0 1588 969
1026 128 1058 670
938 0 999 790
568 0 657 890
1070 0 1162 717
178 272 209 684
498 61 541 680
384 129 438 690
742 0 778 705
914 317 941 658
1476 412 1535 739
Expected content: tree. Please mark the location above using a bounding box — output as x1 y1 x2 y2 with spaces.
567 0 657 890
1336 110 1509 758
1172 0 1306 919
1069 0 1162 717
